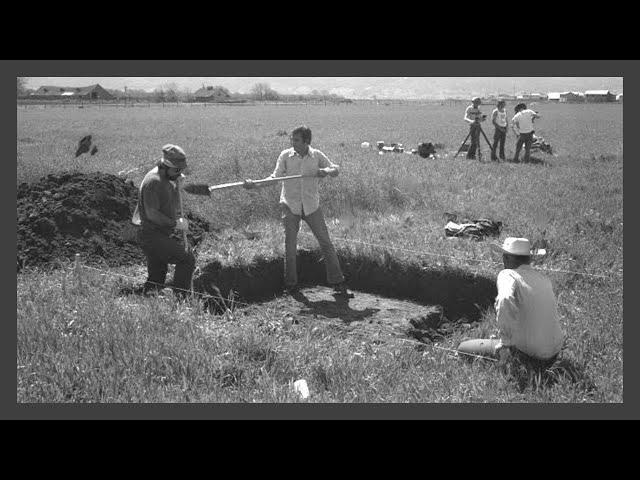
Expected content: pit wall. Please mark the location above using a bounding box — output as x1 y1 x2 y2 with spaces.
197 249 497 322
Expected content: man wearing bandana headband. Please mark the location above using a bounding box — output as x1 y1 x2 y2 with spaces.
132 144 195 296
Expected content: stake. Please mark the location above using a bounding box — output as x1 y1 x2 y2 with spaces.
177 175 188 253
177 174 193 296
74 253 83 288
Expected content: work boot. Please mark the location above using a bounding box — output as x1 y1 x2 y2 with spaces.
332 282 354 298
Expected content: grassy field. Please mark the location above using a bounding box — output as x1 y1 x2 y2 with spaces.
16 102 623 404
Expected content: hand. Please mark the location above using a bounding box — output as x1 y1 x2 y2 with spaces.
242 179 255 189
316 168 329 178
175 217 189 232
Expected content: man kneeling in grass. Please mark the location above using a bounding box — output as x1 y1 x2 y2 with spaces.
457 237 564 367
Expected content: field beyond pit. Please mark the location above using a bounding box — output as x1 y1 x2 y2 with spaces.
17 102 623 404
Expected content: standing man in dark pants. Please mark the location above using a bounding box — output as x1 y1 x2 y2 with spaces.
491 100 508 161
511 103 541 163
132 144 195 297
463 97 487 159
242 126 352 298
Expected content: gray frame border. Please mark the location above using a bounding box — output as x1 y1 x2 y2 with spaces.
8 60 634 419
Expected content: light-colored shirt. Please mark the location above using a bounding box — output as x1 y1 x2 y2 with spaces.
511 109 539 135
270 146 338 216
492 108 507 128
495 264 564 360
464 105 485 124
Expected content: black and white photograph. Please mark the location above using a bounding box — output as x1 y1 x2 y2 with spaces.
15 71 625 413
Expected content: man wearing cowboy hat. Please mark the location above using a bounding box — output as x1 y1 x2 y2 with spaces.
463 97 487 160
132 144 195 296
457 237 564 365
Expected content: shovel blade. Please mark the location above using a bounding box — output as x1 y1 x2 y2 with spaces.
183 183 212 196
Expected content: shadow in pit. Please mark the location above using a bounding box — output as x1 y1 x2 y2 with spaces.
298 250 498 323
289 290 379 324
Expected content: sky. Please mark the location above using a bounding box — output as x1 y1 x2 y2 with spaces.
25 77 624 100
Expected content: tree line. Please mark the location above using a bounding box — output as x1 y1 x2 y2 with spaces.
17 78 351 103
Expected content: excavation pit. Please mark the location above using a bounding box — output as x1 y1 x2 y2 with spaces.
192 249 497 335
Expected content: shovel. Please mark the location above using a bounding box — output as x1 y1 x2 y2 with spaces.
183 174 314 196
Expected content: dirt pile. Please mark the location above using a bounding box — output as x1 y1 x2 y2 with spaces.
17 172 210 271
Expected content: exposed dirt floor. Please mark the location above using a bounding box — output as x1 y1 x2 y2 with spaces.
233 285 466 343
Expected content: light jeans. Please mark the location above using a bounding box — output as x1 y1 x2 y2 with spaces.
282 204 344 287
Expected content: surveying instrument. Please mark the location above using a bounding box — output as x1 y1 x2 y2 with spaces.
453 119 495 161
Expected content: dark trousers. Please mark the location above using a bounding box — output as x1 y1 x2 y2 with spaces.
140 228 195 294
466 124 481 159
514 131 534 162
492 127 506 160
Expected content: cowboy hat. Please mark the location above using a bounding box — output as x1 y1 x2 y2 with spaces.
490 237 545 256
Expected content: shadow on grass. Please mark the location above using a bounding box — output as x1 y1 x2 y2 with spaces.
461 349 597 394
509 155 550 166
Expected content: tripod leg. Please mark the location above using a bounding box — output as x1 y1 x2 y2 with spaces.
454 130 472 159
480 126 495 158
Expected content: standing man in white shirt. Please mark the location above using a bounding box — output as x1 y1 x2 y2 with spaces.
491 100 508 161
463 97 487 160
511 103 541 163
243 126 352 297
457 237 564 366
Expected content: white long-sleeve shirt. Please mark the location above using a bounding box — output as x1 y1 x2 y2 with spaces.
270 146 338 216
495 265 564 360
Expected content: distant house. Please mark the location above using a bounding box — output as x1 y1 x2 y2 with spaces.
617 93 623 103
30 84 114 100
194 86 232 102
547 92 562 102
585 90 616 102
560 91 584 103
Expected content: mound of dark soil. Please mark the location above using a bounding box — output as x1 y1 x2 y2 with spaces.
17 172 210 271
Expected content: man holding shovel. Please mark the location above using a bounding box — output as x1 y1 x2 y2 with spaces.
243 126 352 297
132 144 195 297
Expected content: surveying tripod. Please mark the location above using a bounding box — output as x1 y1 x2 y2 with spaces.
453 123 495 161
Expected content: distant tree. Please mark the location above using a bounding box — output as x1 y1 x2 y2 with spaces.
250 82 279 101
153 88 166 103
250 83 270 100
17 77 28 97
162 82 179 102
